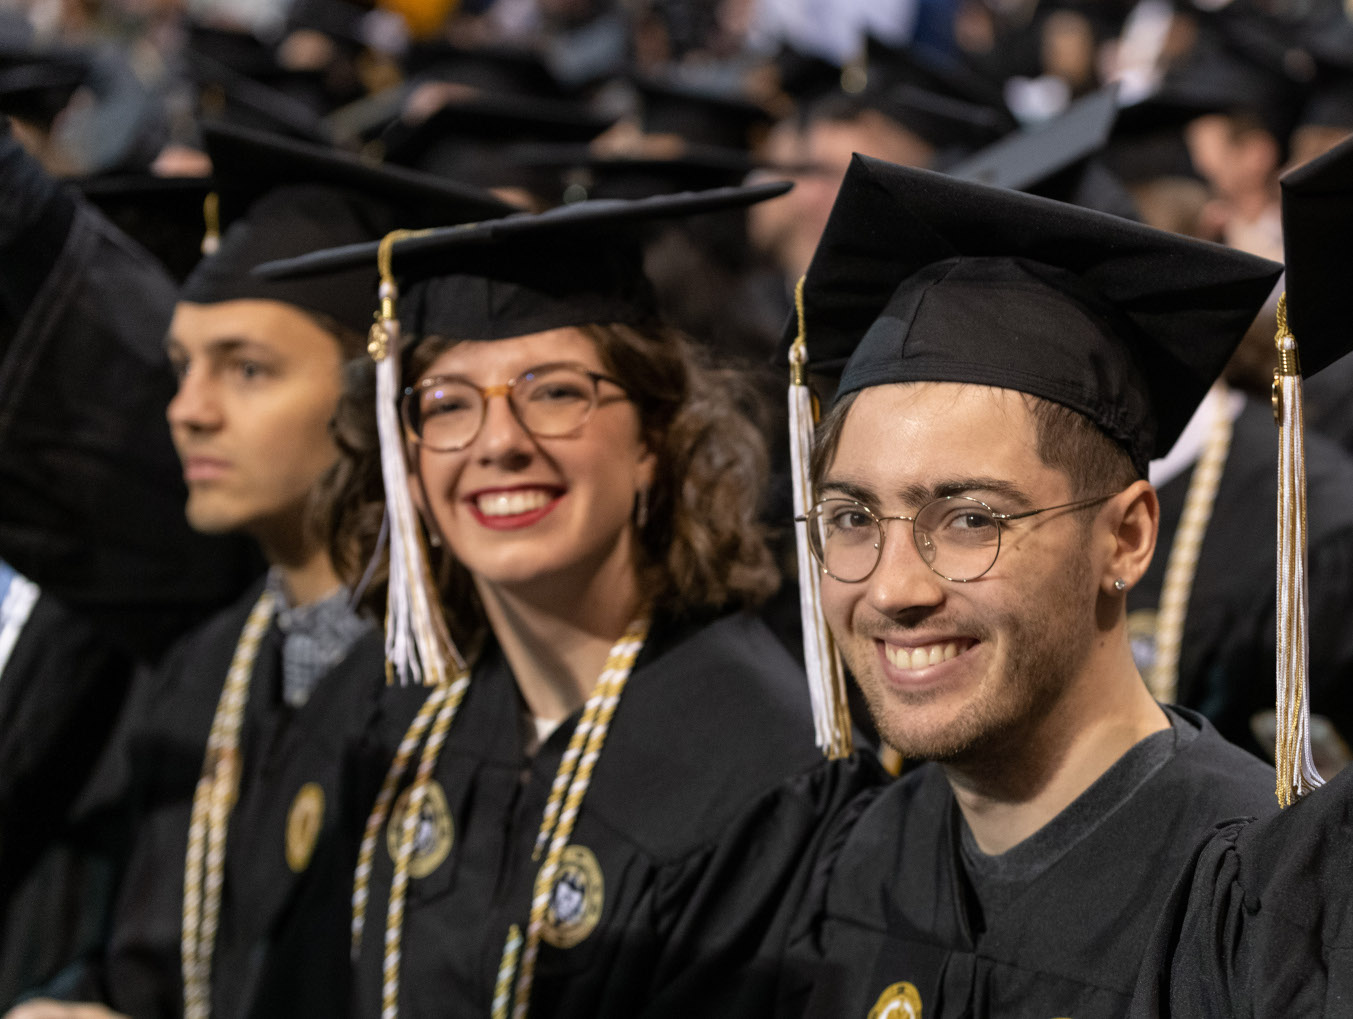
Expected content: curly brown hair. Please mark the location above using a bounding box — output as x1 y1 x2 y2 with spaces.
320 320 780 654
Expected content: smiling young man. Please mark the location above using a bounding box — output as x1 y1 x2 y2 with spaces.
775 155 1286 1019
5 123 512 1019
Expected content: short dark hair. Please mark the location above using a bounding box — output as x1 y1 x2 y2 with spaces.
809 385 1140 497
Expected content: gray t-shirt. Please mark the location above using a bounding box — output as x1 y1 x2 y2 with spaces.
958 706 1193 919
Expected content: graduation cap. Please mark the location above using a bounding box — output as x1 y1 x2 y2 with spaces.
76 172 214 283
1271 131 1353 804
859 36 1009 114
404 41 573 100
254 181 793 697
375 92 616 191
946 85 1139 219
180 120 514 334
1127 17 1307 149
634 73 775 152
782 154 1282 756
0 46 88 129
507 141 756 202
858 82 1015 158
190 52 334 144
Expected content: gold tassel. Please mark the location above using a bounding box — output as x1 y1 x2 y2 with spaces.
369 229 464 686
1273 292 1323 807
788 276 853 759
200 192 221 256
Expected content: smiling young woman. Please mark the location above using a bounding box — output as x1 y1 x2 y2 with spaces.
277 188 882 1019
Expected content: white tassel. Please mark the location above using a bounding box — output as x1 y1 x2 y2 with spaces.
370 233 465 686
788 277 852 759
1274 293 1323 807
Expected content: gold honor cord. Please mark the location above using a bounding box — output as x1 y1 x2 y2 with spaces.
788 276 853 759
493 616 650 1019
1149 383 1236 704
182 589 276 1019
1273 294 1323 807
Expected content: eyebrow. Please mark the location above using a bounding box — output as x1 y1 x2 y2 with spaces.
819 475 1034 510
164 336 278 360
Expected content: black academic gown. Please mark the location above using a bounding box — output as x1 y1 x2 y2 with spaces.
779 709 1276 1019
66 581 423 1019
353 610 882 1019
1129 398 1353 755
1131 763 1353 1018
0 592 137 1004
0 125 257 1003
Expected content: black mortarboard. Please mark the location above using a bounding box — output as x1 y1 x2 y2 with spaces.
179 121 513 333
0 49 87 128
789 154 1282 474
77 172 213 283
771 45 848 106
857 82 1015 157
946 86 1140 218
190 52 333 144
860 36 1009 114
376 92 615 189
634 73 775 151
1279 130 1353 378
1131 16 1306 147
256 181 791 339
507 141 755 202
404 41 572 99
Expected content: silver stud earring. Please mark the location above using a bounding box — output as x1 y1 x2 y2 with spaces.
1113 577 1127 592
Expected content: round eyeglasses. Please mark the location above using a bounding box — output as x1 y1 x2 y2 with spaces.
402 362 629 452
798 493 1117 584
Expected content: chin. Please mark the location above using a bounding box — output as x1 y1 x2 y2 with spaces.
184 495 251 536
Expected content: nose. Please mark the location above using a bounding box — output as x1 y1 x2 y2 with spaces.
863 518 946 618
166 366 222 434
473 389 534 467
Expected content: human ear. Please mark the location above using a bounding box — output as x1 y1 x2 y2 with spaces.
1098 480 1158 595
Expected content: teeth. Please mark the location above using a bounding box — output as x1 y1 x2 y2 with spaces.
884 641 961 671
476 489 553 517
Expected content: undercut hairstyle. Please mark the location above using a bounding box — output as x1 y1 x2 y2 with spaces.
809 386 1141 499
321 320 780 655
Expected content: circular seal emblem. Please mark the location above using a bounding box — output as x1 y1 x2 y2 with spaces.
386 780 453 879
867 981 923 1019
285 782 325 874
541 844 604 949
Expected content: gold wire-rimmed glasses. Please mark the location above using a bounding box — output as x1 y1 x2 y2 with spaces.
798 493 1117 583
402 361 629 452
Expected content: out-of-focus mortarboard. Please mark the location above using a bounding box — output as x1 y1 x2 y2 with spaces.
77 172 213 283
507 141 756 202
190 53 333 145
633 73 775 152
860 82 1015 159
180 120 513 334
782 155 1282 755
859 35 1009 115
404 41 574 100
375 92 615 192
1127 17 1307 148
769 45 847 107
0 46 88 128
947 85 1139 219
